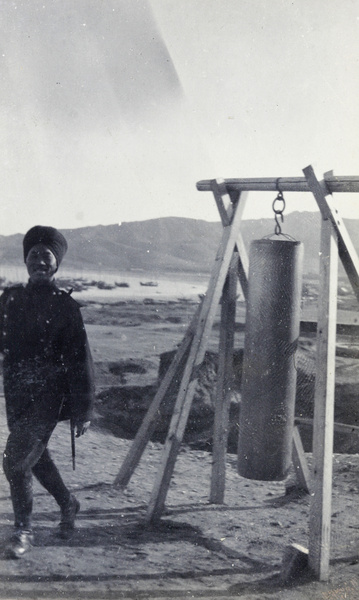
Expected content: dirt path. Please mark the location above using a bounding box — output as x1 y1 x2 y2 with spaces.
0 399 358 600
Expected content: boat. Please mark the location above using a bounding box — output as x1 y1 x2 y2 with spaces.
140 281 158 287
97 281 115 290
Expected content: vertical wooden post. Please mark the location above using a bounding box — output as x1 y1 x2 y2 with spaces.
308 217 338 580
208 181 248 503
210 252 238 503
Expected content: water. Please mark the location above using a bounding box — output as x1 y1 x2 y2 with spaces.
0 265 210 302
71 272 209 302
0 265 27 283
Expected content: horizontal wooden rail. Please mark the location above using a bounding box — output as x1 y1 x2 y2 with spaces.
299 320 359 336
196 176 359 194
295 417 359 435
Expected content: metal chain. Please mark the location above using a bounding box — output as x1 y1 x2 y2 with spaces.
272 191 286 235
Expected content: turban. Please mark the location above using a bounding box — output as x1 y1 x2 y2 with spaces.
23 225 68 266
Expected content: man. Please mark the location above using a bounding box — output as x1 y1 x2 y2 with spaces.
0 225 95 559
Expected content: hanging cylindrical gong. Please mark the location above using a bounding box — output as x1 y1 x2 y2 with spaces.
237 238 304 481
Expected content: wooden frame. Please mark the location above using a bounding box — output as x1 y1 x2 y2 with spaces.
114 165 359 582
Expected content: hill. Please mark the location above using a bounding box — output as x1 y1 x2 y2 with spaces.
0 213 358 277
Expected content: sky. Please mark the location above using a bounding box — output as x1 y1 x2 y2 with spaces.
1 0 359 235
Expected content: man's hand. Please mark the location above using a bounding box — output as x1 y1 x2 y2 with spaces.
75 420 91 437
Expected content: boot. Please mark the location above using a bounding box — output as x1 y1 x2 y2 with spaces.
5 529 34 559
58 494 80 539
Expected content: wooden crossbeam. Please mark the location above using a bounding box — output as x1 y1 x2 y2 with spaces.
197 176 359 193
295 417 359 435
145 196 247 523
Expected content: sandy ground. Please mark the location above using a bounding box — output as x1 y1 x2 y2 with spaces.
0 292 358 599
0 402 358 600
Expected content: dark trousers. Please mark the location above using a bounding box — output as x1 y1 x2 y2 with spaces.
3 417 70 530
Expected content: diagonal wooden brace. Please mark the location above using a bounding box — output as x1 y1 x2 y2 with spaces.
113 302 202 488
210 179 249 299
146 197 247 522
303 165 359 302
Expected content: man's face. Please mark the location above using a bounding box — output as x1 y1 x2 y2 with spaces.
26 243 57 284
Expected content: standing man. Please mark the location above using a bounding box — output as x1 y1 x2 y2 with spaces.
0 225 95 558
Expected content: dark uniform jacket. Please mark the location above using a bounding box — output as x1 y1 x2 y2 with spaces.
0 281 95 431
